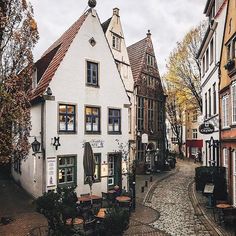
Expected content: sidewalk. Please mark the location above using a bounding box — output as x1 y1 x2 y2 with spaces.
125 166 178 235
192 184 236 236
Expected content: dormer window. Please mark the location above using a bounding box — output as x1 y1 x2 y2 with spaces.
112 33 121 51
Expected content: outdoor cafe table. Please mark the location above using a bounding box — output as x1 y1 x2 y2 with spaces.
78 194 102 203
116 196 131 202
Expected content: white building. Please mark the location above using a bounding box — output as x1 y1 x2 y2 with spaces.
102 8 136 163
12 6 130 198
197 0 227 166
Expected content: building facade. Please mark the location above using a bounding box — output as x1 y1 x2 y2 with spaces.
219 0 236 206
127 32 166 173
198 0 227 166
102 8 136 165
12 7 130 197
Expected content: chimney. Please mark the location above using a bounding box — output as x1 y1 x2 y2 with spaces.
146 30 151 38
113 8 120 16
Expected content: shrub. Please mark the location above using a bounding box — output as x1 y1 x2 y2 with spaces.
101 207 130 236
35 186 81 235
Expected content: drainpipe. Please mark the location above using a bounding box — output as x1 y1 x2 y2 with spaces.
41 100 46 193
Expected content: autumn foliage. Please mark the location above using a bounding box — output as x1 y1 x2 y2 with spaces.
0 0 39 163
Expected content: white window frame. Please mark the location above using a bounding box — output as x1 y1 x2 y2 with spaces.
222 95 230 128
192 129 197 139
231 82 236 124
112 34 121 51
223 148 228 167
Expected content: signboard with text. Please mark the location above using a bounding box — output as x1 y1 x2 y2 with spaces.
47 157 56 189
199 123 214 134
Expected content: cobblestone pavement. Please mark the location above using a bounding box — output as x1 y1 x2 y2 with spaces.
146 160 213 236
0 179 47 236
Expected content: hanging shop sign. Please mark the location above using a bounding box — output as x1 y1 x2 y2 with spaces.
199 123 214 134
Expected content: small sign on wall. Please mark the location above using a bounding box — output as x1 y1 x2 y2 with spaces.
47 157 56 188
101 163 108 177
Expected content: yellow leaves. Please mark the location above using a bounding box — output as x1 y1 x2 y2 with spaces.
30 18 37 31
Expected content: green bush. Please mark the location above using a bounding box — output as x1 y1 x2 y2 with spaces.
35 186 81 235
100 207 130 236
195 166 227 200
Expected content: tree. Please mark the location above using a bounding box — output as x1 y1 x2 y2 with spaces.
165 84 184 158
0 0 39 163
166 22 207 112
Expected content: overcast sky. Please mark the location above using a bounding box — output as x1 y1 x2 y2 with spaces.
30 0 206 75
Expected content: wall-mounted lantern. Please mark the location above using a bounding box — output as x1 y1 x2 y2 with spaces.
31 137 41 155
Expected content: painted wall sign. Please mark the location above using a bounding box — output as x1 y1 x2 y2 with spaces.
82 139 104 148
47 157 56 188
199 123 214 134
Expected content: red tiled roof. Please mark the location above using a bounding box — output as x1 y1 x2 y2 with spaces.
127 38 147 82
31 10 89 101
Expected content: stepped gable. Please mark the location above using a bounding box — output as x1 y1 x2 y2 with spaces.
127 38 147 82
31 10 89 101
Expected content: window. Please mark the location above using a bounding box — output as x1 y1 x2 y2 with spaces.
206 49 209 71
85 106 100 133
192 110 198 122
213 83 217 114
223 148 229 167
87 61 98 86
59 104 76 132
147 76 155 86
58 156 76 186
205 93 208 119
227 43 231 60
108 108 121 133
171 137 178 143
208 88 211 117
137 140 144 162
232 82 236 124
210 38 214 64
13 158 21 174
148 99 154 131
192 129 197 139
85 153 101 183
146 54 155 67
137 97 144 130
112 34 121 51
202 56 205 75
158 102 164 131
108 155 114 186
222 95 229 128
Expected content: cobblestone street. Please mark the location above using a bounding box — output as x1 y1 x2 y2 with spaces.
145 160 212 236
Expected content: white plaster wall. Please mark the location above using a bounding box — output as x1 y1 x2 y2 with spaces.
43 10 130 196
200 2 226 166
12 104 44 198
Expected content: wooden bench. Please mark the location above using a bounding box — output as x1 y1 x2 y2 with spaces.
222 207 236 224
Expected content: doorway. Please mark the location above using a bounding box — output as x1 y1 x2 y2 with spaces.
107 153 122 190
